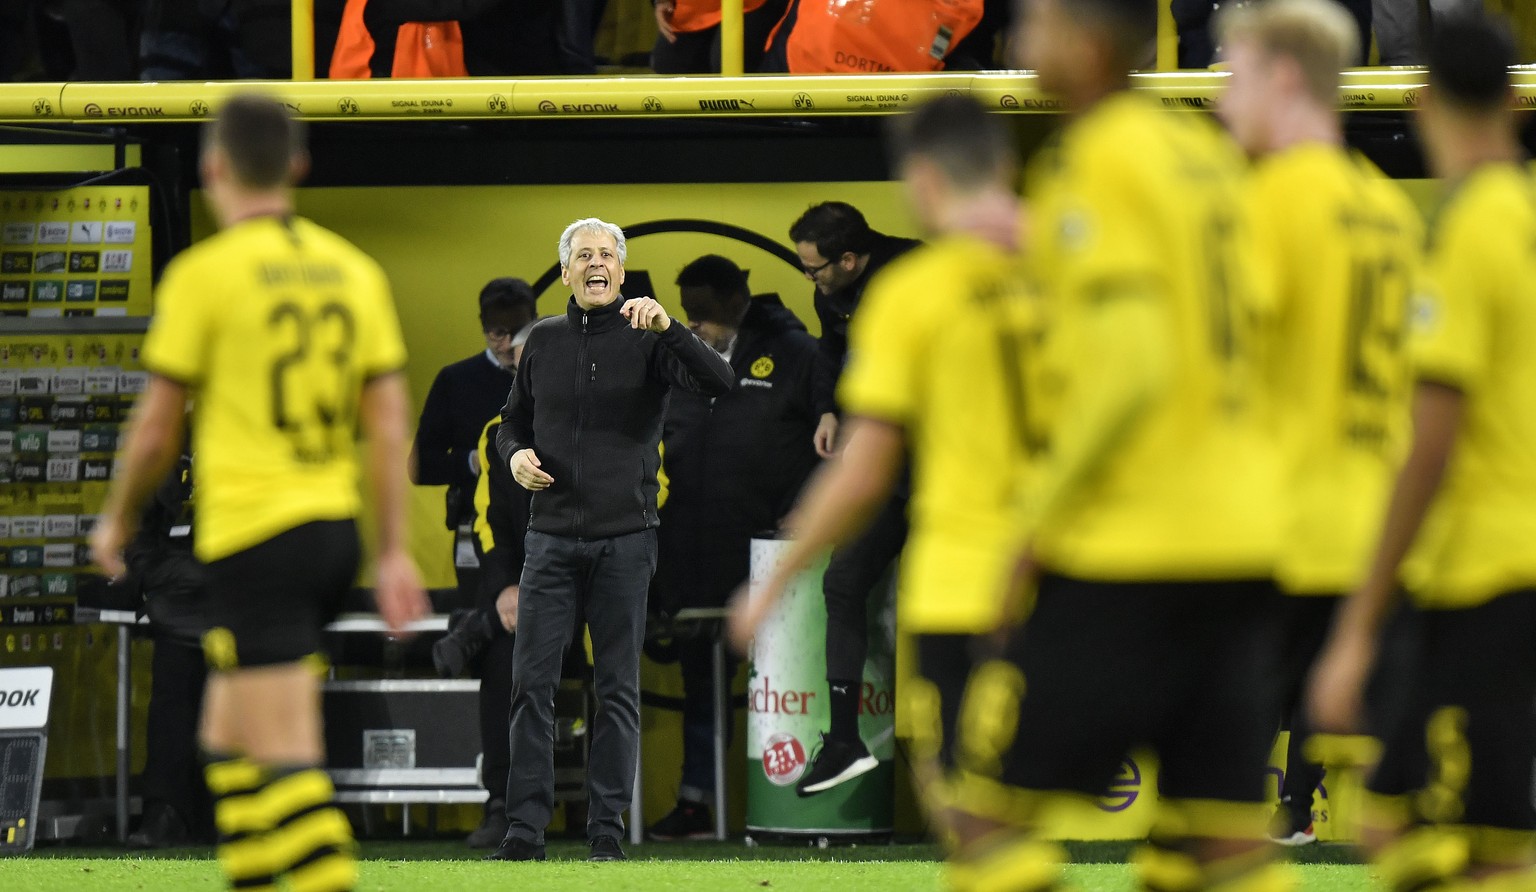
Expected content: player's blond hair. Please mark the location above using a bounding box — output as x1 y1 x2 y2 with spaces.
1218 0 1359 105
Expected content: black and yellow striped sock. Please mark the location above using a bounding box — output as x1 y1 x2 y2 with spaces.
204 753 279 892
261 765 357 892
1133 837 1204 892
1377 825 1470 892
949 831 1067 892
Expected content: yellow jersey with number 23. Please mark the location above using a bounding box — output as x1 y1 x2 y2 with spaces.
142 215 407 562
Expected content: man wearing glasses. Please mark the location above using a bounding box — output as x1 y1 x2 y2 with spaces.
410 277 539 603
784 202 919 796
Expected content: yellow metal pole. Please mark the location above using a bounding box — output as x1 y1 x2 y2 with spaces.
720 0 745 76
292 0 315 80
1157 0 1175 70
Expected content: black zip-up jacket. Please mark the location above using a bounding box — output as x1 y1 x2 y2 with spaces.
496 295 735 539
812 231 921 415
653 295 823 613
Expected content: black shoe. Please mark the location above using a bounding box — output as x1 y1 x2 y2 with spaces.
468 799 509 849
588 834 627 862
433 609 495 678
127 802 190 849
484 835 547 861
795 733 878 797
647 800 713 841
1267 802 1317 846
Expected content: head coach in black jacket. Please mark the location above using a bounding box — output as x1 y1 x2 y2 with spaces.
489 218 734 862
646 255 823 838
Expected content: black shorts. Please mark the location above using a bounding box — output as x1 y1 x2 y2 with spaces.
202 520 360 670
1368 589 1536 831
983 574 1281 806
908 633 988 770
1274 596 1340 714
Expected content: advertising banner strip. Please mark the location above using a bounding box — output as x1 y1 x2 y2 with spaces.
0 85 65 122
34 71 1536 123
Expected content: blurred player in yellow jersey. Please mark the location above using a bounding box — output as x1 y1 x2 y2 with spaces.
946 0 1287 890
91 94 428 892
1309 13 1536 890
728 94 1031 847
1216 0 1425 848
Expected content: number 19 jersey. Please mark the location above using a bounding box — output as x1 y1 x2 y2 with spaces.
142 215 407 562
1248 145 1423 596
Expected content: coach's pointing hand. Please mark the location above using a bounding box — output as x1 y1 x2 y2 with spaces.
620 296 671 332
511 448 554 491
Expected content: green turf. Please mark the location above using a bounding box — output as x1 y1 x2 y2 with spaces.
0 858 1376 891
8 842 1377 890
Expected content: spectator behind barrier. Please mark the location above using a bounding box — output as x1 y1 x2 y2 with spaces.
329 0 562 77
761 0 984 73
140 0 296 79
41 0 138 80
651 0 788 73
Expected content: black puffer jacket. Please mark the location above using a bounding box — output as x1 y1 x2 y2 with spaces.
497 296 735 539
653 295 824 614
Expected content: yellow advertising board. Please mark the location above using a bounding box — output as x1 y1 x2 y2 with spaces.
0 187 154 318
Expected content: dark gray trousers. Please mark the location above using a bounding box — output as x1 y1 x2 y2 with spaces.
505 528 656 844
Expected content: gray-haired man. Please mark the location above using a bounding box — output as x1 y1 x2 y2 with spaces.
487 218 735 862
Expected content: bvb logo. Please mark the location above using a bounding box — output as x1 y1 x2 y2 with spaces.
793 92 815 110
643 96 664 112
337 97 359 115
189 100 210 117
32 98 51 116
538 100 558 113
487 94 509 113
750 356 775 379
999 94 1020 109
1402 90 1418 107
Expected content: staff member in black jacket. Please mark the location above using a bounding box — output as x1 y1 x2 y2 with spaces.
488 218 735 863
410 278 537 604
787 201 919 795
648 255 823 839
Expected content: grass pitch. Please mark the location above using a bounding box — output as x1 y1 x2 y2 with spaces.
9 841 1377 890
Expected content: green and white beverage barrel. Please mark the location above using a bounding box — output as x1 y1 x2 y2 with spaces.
744 536 896 844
